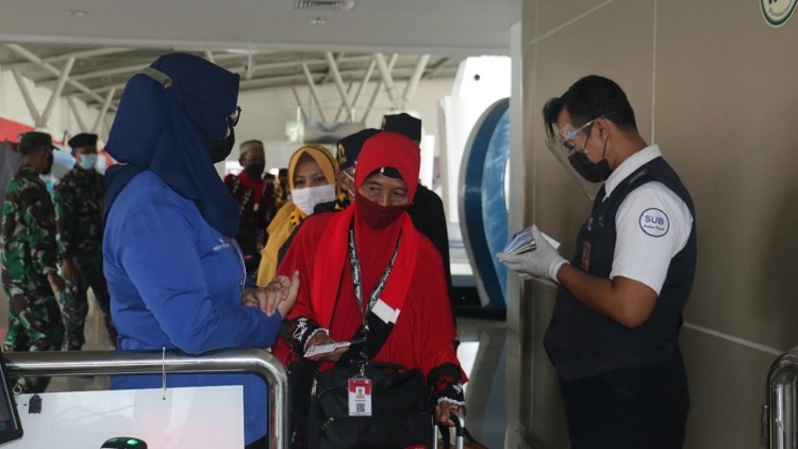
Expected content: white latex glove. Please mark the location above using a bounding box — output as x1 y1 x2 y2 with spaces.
496 225 568 282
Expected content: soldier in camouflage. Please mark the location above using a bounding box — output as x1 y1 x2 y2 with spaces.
53 133 116 350
1 131 65 393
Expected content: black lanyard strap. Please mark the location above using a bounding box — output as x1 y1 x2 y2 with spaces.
346 222 402 366
347 223 401 323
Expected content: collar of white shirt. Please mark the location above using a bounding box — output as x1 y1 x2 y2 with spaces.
603 144 662 200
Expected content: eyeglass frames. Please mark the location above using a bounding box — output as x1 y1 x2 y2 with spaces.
228 106 242 127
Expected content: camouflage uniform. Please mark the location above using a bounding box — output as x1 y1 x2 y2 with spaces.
53 164 116 350
1 164 65 392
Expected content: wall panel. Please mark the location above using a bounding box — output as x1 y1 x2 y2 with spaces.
656 0 798 351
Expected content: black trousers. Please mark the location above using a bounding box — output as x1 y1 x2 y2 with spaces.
559 359 689 449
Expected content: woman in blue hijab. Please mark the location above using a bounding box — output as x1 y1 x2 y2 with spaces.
102 53 297 449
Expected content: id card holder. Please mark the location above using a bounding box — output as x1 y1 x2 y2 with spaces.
348 375 372 416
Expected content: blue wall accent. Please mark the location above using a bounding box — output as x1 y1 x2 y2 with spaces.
461 98 510 310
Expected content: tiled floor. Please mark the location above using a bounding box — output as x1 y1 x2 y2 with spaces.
456 316 511 449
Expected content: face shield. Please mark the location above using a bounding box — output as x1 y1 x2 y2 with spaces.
543 117 607 200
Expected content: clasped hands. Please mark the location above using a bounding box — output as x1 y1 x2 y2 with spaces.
241 270 300 319
496 225 568 282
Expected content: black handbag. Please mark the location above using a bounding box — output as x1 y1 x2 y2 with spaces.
306 362 433 449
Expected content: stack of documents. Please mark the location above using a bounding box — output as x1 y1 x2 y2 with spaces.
503 227 537 255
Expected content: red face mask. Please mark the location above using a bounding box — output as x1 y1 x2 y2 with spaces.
354 190 408 229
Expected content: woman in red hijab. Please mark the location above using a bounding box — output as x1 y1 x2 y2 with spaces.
271 131 465 448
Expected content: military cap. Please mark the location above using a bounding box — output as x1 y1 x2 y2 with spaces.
381 113 422 143
67 133 98 149
336 128 380 171
18 131 56 155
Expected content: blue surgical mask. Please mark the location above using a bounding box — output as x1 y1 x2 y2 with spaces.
79 154 98 170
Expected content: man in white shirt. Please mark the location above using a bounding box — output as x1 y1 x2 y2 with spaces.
498 75 696 449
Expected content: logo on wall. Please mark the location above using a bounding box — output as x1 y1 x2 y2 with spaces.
762 0 797 27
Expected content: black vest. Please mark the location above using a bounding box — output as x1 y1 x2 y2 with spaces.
544 156 697 381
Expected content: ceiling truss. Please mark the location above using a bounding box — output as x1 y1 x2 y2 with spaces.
0 43 464 132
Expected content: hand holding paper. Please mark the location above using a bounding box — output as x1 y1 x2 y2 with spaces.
304 341 352 358
497 225 568 282
302 331 355 362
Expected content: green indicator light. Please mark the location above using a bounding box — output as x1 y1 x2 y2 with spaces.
127 440 139 446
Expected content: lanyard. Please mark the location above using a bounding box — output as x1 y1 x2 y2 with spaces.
347 223 401 326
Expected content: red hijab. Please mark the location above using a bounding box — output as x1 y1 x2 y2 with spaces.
354 131 420 201
311 131 421 327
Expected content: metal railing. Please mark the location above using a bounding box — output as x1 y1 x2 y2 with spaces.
766 349 798 449
3 349 289 449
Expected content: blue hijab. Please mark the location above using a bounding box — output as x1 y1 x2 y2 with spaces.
103 52 240 237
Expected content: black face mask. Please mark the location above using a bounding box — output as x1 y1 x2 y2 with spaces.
567 151 612 183
244 163 265 181
208 127 235 163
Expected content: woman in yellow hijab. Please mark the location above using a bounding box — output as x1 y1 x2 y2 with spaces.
256 144 338 286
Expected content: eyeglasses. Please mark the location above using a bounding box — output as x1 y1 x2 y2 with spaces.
228 106 242 127
549 116 602 155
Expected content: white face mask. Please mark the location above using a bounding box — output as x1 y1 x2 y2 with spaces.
79 154 98 170
344 170 356 201
291 184 336 215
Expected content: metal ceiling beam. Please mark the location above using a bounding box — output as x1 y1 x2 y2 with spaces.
92 88 116 134
243 50 255 80
333 82 355 122
320 53 344 85
40 57 75 125
290 85 309 123
66 62 150 82
61 54 375 85
3 47 136 69
334 59 376 122
348 60 376 116
11 56 77 128
373 52 403 110
402 54 429 103
80 64 458 111
38 49 457 110
67 96 88 132
42 47 135 64
423 56 452 79
4 44 110 109
324 52 354 122
301 63 327 122
10 67 42 126
90 65 419 97
42 58 75 122
362 53 398 123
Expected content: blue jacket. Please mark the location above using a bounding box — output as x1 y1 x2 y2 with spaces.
104 170 282 444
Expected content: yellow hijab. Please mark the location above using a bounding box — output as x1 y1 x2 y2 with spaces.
256 144 338 286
